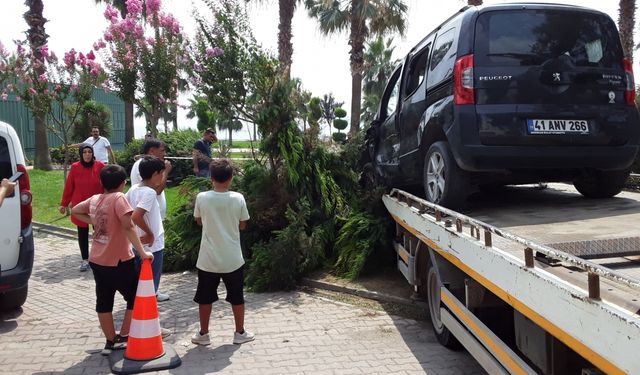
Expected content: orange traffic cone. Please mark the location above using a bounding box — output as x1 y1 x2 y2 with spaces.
125 258 164 360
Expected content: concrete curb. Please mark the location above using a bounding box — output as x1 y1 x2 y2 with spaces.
32 222 425 309
33 221 79 240
300 278 428 310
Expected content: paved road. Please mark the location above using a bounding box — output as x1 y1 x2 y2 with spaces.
0 233 484 374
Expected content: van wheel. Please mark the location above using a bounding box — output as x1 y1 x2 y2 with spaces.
0 285 28 312
427 266 460 349
423 141 468 209
573 169 629 198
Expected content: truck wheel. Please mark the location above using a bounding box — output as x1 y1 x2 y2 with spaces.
423 141 468 209
573 169 629 198
427 266 460 349
0 285 28 312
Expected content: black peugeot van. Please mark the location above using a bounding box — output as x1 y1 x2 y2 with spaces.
364 3 640 208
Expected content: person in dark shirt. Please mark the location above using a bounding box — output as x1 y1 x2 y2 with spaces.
193 128 218 177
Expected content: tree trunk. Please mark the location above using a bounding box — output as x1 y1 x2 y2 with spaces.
124 101 134 143
24 0 52 170
171 102 178 131
277 0 295 80
619 0 636 61
467 0 482 5
228 127 233 147
348 3 366 135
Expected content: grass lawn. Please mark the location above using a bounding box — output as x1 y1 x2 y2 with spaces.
30 169 183 230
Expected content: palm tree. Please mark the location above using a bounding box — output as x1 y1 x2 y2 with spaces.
94 0 135 143
467 0 482 5
618 0 635 61
24 0 52 170
361 36 396 124
305 0 408 135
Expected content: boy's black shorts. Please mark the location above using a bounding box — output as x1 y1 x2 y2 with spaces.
90 258 138 313
194 265 245 305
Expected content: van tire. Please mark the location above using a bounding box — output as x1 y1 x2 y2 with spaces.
0 285 28 312
423 141 468 209
573 169 629 198
427 266 460 349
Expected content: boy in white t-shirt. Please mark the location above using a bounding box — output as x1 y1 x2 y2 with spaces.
125 156 166 297
191 158 254 346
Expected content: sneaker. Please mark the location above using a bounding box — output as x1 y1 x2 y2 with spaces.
191 331 210 346
233 330 255 345
100 339 125 356
79 260 90 272
161 327 172 338
114 334 128 346
156 292 170 302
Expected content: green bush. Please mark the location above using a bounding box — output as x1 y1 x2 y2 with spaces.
245 200 325 292
72 101 112 142
332 132 347 143
49 145 79 164
158 129 201 184
117 139 145 176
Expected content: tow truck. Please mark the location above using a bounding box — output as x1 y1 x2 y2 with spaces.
384 184 640 374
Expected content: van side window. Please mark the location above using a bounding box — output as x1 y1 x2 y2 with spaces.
0 137 11 180
427 28 456 88
381 68 402 118
404 44 431 96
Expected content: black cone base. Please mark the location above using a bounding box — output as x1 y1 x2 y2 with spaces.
109 344 181 374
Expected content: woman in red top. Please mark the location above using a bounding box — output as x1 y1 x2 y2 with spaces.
59 144 105 271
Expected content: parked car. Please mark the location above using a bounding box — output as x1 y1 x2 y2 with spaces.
363 3 640 208
0 121 33 311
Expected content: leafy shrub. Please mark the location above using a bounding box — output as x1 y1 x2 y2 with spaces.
333 207 392 280
117 139 145 176
245 200 325 291
332 132 347 143
49 145 79 164
158 129 201 184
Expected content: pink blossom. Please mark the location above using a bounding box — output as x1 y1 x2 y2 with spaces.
38 74 47 82
146 0 161 14
87 51 96 60
126 0 142 15
104 32 113 42
28 87 37 95
15 96 21 102
54 84 61 92
71 84 78 92
77 52 86 66
146 37 156 46
63 49 76 68
40 45 49 58
104 4 120 21
16 44 24 54
1 93 7 101
206 47 224 58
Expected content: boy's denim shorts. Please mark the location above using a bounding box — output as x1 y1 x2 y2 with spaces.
193 265 245 305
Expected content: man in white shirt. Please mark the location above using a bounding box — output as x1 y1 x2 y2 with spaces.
83 126 115 164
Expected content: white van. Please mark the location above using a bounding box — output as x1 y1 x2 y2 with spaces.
0 121 33 311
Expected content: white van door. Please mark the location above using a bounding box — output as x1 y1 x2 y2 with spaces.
0 133 22 271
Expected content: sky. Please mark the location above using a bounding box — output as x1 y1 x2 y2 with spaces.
0 0 628 140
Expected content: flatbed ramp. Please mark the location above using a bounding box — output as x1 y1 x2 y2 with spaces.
383 184 640 375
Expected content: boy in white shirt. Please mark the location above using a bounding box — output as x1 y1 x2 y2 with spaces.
191 158 254 346
125 156 166 297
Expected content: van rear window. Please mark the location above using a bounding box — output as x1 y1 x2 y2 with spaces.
474 10 623 68
0 137 11 179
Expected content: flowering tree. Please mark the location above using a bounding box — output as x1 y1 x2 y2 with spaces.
98 0 186 137
3 43 106 177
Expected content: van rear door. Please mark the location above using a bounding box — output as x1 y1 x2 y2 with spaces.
473 8 637 146
0 134 21 271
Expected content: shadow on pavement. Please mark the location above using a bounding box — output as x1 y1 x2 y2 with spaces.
0 307 22 334
170 344 238 374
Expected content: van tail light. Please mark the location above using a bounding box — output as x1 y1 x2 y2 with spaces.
16 164 32 229
454 54 475 105
623 58 636 106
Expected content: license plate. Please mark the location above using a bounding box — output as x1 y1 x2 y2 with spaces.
527 119 589 135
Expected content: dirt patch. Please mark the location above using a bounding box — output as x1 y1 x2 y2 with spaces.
306 267 416 301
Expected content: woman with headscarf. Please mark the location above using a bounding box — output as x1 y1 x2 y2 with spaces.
59 144 106 271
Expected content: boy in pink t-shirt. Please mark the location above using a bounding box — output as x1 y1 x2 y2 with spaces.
72 165 153 355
